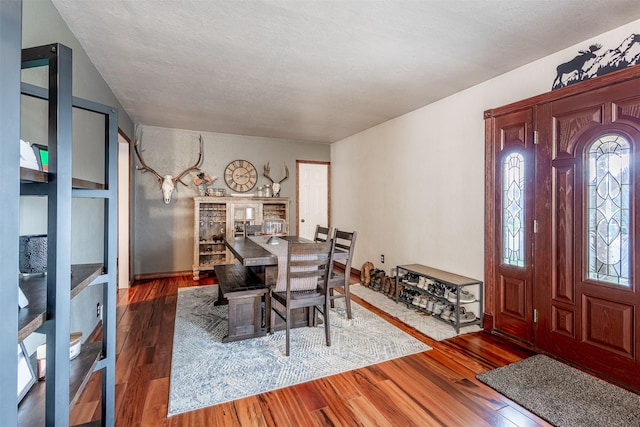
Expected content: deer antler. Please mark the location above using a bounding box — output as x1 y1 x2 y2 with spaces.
134 130 163 188
263 163 272 183
263 162 289 184
172 134 203 186
280 163 289 183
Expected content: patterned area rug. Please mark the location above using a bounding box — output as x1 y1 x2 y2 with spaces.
349 284 482 340
168 285 431 416
477 355 640 427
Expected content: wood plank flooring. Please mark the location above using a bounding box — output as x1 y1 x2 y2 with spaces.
69 276 551 426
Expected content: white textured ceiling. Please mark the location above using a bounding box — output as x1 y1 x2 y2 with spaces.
52 0 640 143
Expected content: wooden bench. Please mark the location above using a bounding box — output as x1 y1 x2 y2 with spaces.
214 263 268 342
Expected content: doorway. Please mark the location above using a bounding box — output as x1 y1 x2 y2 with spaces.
117 131 130 288
296 161 329 240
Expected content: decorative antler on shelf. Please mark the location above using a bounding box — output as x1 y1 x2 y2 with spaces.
134 130 203 204
263 162 289 197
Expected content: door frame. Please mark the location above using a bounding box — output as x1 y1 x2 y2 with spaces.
117 128 131 288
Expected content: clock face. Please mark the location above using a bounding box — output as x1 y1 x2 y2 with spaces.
224 159 258 192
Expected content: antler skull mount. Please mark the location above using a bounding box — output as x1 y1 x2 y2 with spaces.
263 162 289 197
134 132 203 204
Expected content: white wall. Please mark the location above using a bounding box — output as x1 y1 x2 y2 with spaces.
331 19 640 283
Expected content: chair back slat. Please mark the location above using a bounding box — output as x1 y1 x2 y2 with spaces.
313 225 332 243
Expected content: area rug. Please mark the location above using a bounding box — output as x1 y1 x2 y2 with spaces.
168 285 430 416
477 354 640 427
349 283 482 340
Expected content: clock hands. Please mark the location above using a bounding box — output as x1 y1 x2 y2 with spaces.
225 160 257 192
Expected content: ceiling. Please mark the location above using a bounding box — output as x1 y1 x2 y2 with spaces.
51 0 640 143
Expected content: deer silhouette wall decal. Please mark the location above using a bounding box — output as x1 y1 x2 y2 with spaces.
552 44 602 89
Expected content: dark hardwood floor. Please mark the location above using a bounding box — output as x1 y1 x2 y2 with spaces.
69 276 550 426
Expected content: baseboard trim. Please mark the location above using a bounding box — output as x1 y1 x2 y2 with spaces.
482 313 494 331
86 320 102 343
133 266 360 284
333 263 361 283
133 270 192 282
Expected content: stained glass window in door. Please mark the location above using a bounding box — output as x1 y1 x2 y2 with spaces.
503 152 525 267
587 134 631 286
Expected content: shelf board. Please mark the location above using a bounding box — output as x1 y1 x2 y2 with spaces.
18 263 103 341
18 341 102 427
198 263 222 270
20 167 48 183
398 264 482 286
20 167 106 190
71 177 105 190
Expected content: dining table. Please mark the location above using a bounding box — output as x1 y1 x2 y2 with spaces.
224 234 347 332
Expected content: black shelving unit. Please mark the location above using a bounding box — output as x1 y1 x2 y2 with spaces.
1 4 118 423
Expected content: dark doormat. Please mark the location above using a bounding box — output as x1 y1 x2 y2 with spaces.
477 355 640 427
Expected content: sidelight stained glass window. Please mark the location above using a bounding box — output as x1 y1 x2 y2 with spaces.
503 152 525 267
586 134 631 286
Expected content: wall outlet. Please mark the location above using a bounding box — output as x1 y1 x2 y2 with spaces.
96 303 102 320
380 254 385 264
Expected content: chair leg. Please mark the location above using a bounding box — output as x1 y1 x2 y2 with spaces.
344 278 352 320
269 296 275 333
285 306 291 356
308 305 315 326
324 300 331 347
329 288 335 308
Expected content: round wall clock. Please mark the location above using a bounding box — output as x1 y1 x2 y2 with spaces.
224 159 258 192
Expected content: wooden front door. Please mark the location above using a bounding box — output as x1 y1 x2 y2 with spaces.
486 69 640 390
534 81 640 388
491 109 536 343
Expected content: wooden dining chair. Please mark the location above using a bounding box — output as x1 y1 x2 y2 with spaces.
313 225 332 243
270 240 335 356
326 229 357 319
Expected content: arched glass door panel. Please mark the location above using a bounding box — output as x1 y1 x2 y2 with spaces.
586 134 631 286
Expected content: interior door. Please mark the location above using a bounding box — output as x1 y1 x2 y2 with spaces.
535 83 640 388
492 109 536 343
297 161 329 239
